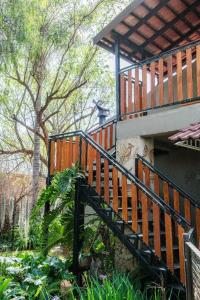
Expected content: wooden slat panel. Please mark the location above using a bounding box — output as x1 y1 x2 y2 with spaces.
184 198 191 223
153 173 161 258
197 45 200 97
163 181 174 272
150 62 156 108
134 68 140 112
120 74 126 115
112 167 118 213
196 208 200 248
109 124 113 149
178 225 185 285
128 70 132 114
177 51 183 101
104 127 108 151
96 151 101 195
104 158 110 204
167 56 173 104
142 65 147 110
122 175 128 222
50 141 55 175
141 192 149 245
158 58 164 106
186 48 193 99
81 139 86 171
92 133 97 161
88 144 93 185
131 183 137 232
56 140 62 172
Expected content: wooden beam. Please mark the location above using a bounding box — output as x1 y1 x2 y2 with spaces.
124 0 169 39
140 0 199 49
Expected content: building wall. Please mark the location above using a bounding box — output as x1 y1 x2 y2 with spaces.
154 144 200 204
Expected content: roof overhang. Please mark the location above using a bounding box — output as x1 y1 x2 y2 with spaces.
94 0 200 62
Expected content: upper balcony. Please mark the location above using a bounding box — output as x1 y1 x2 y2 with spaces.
94 0 200 125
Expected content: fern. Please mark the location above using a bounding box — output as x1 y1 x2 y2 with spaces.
31 165 84 255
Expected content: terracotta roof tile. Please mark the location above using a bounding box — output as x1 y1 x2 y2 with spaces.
169 122 200 142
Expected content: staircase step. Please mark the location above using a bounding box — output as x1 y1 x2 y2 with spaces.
126 231 166 239
144 245 179 254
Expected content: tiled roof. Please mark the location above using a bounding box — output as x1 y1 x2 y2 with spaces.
169 122 200 142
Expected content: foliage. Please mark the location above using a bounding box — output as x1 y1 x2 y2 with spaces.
72 273 162 300
0 253 73 299
32 165 84 255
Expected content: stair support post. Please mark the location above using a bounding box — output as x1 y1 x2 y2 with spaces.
72 179 85 285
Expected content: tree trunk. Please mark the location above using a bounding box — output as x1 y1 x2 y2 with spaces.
32 89 41 207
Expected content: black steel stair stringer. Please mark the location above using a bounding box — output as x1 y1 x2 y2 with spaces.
79 182 185 291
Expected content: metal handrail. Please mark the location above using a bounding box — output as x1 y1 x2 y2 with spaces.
137 154 200 209
120 38 200 74
87 116 117 134
49 130 191 228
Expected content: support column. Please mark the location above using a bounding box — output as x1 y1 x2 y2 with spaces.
72 180 85 285
115 39 121 121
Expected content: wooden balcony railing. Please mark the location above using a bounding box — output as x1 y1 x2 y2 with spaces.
120 40 200 119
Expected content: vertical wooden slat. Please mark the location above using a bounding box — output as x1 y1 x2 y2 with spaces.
177 51 183 101
138 160 143 182
73 137 79 163
142 65 147 110
88 144 93 185
178 225 185 285
186 48 193 99
61 140 66 171
109 124 113 149
167 56 173 104
120 74 126 116
104 158 110 204
56 140 62 172
131 183 137 232
163 181 174 272
50 141 55 175
173 189 180 213
81 139 86 171
104 127 108 150
173 189 180 236
128 70 132 114
134 67 140 112
96 151 101 195
150 62 156 108
122 175 128 222
153 174 161 258
184 198 191 223
112 167 118 213
195 208 200 248
68 138 73 168
99 130 103 146
65 140 70 168
158 58 164 106
141 192 149 245
196 45 200 97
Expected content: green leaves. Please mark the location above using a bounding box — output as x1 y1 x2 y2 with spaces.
31 165 83 255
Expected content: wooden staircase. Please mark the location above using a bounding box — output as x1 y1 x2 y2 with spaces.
48 120 198 295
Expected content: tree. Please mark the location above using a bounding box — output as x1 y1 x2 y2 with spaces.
0 0 130 206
